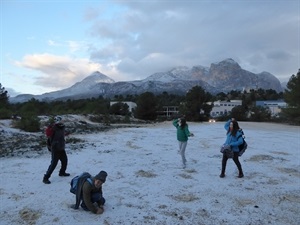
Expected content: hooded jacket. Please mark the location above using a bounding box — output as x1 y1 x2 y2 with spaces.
82 177 103 213
51 123 66 151
224 120 243 152
173 118 191 142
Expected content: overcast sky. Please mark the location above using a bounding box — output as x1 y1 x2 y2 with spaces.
1 0 299 96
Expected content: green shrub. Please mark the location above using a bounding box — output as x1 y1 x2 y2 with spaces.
15 115 41 132
0 108 12 119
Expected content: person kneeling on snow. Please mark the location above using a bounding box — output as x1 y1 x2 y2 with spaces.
81 171 108 214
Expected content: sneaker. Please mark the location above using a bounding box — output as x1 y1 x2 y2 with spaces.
59 172 70 177
219 173 225 178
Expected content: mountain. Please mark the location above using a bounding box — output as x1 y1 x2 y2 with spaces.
10 71 114 102
9 59 283 103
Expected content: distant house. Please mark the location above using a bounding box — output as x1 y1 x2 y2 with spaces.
110 101 137 113
157 106 179 118
256 100 287 117
207 100 242 117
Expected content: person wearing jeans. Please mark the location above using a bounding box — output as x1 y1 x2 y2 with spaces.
43 116 70 184
173 117 194 169
220 118 244 178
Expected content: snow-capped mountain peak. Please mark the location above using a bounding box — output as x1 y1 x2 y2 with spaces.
81 71 115 84
143 66 194 82
9 59 283 103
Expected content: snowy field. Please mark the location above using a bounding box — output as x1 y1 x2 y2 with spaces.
0 120 299 225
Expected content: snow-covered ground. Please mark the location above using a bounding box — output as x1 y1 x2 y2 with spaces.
0 119 299 225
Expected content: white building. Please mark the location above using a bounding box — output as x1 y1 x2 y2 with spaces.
208 100 242 117
256 100 287 117
157 106 179 118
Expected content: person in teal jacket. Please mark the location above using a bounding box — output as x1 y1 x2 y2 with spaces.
220 118 244 178
173 117 194 169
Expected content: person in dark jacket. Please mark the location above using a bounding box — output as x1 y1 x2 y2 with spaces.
220 118 244 178
43 116 70 184
80 171 108 214
173 117 194 169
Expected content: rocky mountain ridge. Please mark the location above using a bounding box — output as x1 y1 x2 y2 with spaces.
10 58 283 103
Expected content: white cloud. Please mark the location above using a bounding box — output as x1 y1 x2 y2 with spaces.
15 54 105 89
3 1 298 95
86 1 298 81
47 40 58 46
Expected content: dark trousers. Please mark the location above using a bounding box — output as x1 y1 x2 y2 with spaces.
45 150 68 178
81 192 105 211
221 152 243 174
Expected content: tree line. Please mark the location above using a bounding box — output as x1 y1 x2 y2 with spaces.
0 69 299 131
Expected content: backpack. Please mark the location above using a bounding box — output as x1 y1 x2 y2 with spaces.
70 172 93 194
237 129 248 156
45 124 54 137
45 124 54 151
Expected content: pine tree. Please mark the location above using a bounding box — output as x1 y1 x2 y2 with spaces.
0 83 9 107
284 69 300 107
0 83 11 119
134 92 157 120
282 69 300 124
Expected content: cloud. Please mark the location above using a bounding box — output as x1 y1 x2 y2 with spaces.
47 40 59 47
83 6 101 21
15 54 107 89
86 1 298 80
6 1 298 95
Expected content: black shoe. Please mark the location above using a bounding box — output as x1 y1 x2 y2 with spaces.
238 173 244 178
59 172 70 177
81 202 89 211
43 178 51 184
219 173 225 178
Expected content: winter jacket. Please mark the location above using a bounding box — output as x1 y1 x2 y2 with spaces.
82 178 103 214
73 173 92 209
224 120 243 152
173 119 191 142
51 123 65 151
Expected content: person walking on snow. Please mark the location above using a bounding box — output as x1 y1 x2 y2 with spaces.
173 117 194 169
43 116 70 184
220 118 244 178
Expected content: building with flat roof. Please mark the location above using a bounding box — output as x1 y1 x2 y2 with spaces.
256 100 287 117
208 100 242 117
157 106 179 118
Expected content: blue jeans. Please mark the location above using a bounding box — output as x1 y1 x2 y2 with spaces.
45 150 68 178
178 141 187 165
81 192 105 211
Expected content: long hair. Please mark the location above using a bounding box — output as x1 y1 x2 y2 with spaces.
227 120 240 136
180 118 187 129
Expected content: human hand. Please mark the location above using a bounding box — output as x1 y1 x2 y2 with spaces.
96 207 104 214
231 118 235 121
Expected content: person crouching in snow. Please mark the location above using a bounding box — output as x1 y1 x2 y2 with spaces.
220 118 244 178
81 171 108 214
173 117 194 169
